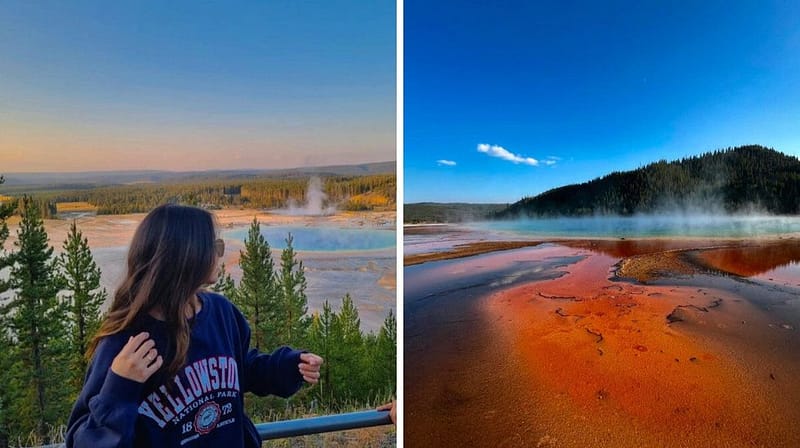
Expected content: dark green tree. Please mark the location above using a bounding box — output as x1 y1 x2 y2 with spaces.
306 301 336 407
2 197 68 442
59 220 107 396
236 217 278 351
372 309 397 395
0 176 15 448
0 330 13 448
330 294 366 405
277 233 309 347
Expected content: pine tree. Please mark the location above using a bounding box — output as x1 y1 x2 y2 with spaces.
330 294 365 404
0 176 15 448
374 310 397 395
236 217 278 351
2 197 68 442
59 220 107 396
0 330 12 448
0 178 13 294
306 302 335 407
277 233 309 347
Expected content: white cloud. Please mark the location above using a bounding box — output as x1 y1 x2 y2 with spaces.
437 159 457 166
544 156 559 166
477 143 539 166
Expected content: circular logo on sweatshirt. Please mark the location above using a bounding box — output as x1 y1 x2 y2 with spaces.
194 401 222 435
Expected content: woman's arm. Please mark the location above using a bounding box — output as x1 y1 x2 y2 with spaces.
231 306 322 397
66 332 162 448
243 346 306 397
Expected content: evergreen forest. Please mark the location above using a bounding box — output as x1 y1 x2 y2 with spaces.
498 146 800 217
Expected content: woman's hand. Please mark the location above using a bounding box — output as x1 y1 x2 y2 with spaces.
111 332 163 383
377 400 396 425
298 353 323 384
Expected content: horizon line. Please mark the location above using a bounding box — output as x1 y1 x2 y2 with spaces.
1 160 397 176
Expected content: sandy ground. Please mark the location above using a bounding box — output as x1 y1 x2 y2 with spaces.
405 231 800 447
1 209 396 332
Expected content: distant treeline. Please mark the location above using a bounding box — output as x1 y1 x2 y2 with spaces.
499 145 800 218
404 202 508 223
8 174 396 217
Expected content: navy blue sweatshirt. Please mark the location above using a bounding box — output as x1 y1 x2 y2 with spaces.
66 291 304 448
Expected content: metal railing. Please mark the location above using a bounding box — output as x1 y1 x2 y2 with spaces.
257 409 393 440
27 410 393 447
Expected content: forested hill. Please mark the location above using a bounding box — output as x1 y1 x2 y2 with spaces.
404 202 507 223
498 146 800 218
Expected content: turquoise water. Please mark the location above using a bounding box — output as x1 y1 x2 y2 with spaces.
469 215 800 238
223 226 395 251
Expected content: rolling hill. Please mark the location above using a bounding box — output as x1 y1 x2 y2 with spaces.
498 145 800 218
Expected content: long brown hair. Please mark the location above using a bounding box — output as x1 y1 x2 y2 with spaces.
87 204 218 378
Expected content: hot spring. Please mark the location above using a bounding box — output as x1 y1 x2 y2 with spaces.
223 226 395 252
470 215 800 238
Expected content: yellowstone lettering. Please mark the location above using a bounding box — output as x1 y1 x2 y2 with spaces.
138 356 240 428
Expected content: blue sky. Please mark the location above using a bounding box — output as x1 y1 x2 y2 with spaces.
0 1 395 172
405 0 800 203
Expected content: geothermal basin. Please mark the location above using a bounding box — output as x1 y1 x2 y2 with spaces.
405 218 800 447
3 209 396 332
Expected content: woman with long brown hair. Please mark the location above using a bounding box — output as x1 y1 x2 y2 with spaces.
65 204 323 447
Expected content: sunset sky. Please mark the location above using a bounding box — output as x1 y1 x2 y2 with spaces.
0 1 395 173
405 0 800 203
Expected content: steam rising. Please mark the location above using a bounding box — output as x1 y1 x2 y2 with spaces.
475 214 800 238
282 177 337 216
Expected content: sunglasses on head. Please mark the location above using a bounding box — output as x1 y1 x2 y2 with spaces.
214 238 225 257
